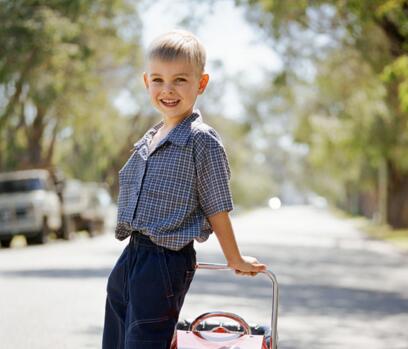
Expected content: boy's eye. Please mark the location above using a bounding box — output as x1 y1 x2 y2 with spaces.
175 78 187 83
152 78 163 83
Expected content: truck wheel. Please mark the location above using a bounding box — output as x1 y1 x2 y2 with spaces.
88 220 104 237
27 218 50 245
87 221 97 238
0 238 13 248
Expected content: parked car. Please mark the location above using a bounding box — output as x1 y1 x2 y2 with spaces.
62 180 116 237
0 169 116 248
0 169 62 247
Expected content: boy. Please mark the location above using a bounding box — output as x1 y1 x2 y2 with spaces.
102 29 266 349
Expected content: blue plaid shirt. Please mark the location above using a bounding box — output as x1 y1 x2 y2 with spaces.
114 109 234 251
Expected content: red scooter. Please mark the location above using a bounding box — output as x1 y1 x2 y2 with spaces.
171 262 279 349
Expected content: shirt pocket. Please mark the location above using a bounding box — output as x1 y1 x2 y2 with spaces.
148 148 196 188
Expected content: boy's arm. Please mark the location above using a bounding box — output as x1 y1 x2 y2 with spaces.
207 211 267 276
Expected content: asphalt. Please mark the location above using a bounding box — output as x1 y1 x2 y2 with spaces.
0 206 407 348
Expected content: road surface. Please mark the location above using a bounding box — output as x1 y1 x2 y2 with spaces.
0 206 407 348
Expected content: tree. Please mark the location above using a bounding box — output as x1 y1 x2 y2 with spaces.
198 60 278 208
238 0 408 227
0 0 143 186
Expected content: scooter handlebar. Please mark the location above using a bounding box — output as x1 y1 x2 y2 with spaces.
195 262 278 349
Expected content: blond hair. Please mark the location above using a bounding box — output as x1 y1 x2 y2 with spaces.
146 29 206 74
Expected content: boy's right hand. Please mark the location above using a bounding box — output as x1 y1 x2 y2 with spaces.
228 256 267 277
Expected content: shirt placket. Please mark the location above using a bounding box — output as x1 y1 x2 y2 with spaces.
130 135 170 225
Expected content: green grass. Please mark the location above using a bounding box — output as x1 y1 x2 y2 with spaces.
330 206 408 252
354 217 408 252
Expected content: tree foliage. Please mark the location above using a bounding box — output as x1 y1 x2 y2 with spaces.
0 0 143 187
238 0 408 227
197 65 278 208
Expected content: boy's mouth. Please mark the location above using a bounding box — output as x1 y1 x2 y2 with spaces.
160 99 180 107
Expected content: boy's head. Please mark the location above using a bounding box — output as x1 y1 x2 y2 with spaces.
143 30 209 122
147 29 206 76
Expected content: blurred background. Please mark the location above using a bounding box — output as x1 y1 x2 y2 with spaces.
2 0 408 229
1 1 408 349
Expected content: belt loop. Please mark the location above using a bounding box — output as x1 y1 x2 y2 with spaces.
130 231 139 249
133 232 140 250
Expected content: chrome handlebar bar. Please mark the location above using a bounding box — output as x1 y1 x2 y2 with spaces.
195 262 278 349
189 311 252 335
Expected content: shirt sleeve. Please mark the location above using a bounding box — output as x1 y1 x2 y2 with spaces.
195 132 234 217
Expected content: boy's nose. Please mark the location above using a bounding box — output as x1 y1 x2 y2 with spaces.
162 83 175 94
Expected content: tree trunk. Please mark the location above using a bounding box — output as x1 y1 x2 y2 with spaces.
0 50 37 129
45 120 59 166
387 162 408 228
378 157 388 225
25 104 46 168
0 131 3 170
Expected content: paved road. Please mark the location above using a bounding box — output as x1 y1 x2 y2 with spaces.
0 206 407 348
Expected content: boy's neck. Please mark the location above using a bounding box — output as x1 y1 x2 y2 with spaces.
161 109 193 130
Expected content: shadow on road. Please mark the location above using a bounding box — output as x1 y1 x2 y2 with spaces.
0 267 112 278
188 271 408 317
2 236 408 335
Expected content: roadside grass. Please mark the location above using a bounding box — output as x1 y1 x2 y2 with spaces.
330 206 408 253
361 223 408 251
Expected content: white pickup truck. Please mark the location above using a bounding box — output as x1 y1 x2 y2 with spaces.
0 169 116 248
0 169 62 247
62 179 116 237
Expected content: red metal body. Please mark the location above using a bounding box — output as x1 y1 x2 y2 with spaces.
170 262 279 349
173 330 268 349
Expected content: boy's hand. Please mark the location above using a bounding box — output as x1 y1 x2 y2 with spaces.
228 256 267 277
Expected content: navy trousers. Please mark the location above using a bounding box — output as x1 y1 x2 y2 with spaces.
102 232 196 349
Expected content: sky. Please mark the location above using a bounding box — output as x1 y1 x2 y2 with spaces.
140 1 281 78
115 0 282 118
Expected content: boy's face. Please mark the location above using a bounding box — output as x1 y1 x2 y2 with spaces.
143 58 209 122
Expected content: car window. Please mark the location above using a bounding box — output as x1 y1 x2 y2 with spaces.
0 178 46 193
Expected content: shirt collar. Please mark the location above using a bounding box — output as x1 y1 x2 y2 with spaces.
134 109 202 150
167 109 202 146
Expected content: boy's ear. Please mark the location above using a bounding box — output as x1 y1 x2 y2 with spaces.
143 72 149 89
198 73 209 95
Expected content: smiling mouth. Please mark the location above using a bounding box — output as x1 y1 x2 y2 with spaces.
160 99 180 107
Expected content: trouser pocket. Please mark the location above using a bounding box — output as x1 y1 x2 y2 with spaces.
126 246 174 342
126 243 196 346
